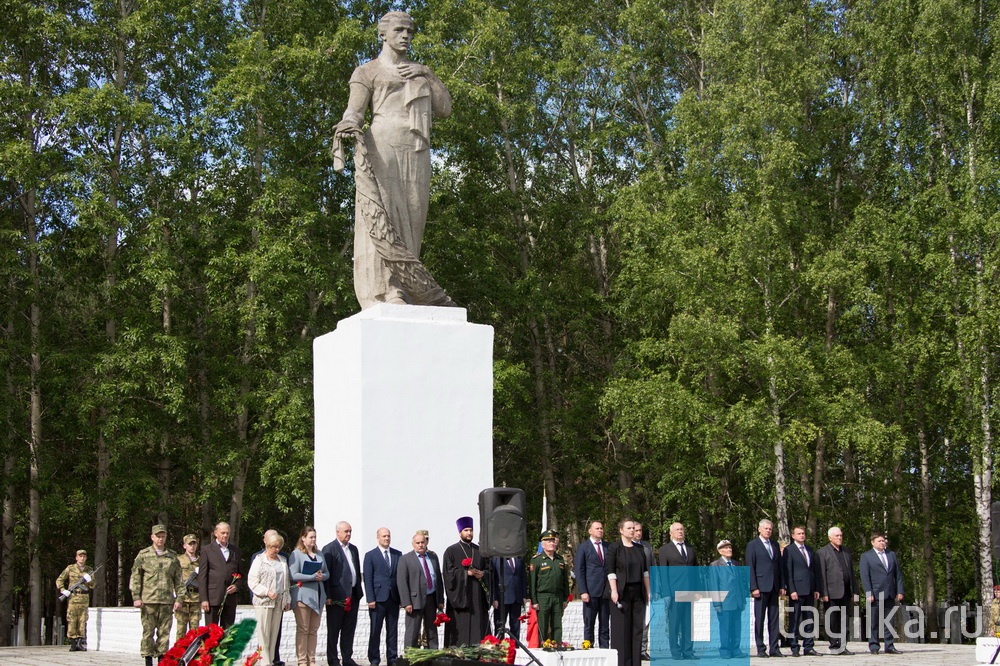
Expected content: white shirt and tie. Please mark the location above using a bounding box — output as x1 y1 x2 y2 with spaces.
341 541 357 587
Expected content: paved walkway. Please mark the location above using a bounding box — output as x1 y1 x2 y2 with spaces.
0 642 982 666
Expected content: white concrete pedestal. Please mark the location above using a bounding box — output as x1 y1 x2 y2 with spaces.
314 304 494 576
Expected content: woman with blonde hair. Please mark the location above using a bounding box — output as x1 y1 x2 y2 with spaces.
288 526 329 666
248 532 292 666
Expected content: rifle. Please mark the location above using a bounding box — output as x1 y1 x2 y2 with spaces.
183 567 200 592
59 564 103 602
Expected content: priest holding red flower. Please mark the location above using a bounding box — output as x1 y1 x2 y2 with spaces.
442 517 490 646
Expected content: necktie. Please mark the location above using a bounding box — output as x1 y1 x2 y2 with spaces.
764 540 773 558
679 543 687 562
384 550 391 568
421 555 433 592
596 542 604 563
727 560 734 567
800 545 809 567
879 551 888 570
509 558 515 573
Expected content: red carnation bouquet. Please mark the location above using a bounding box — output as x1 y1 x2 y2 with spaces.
462 557 473 567
433 612 451 627
330 596 353 612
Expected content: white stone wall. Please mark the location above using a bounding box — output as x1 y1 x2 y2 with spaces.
86 600 755 658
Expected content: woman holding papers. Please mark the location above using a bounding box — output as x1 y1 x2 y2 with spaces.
289 527 329 666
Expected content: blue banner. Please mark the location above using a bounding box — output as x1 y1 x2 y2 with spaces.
648 565 750 664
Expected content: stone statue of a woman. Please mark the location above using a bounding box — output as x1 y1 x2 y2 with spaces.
333 11 455 309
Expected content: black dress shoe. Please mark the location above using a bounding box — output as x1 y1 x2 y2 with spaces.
790 651 800 657
839 649 854 656
769 651 785 658
684 656 700 660
885 648 903 654
803 650 822 656
869 648 879 655
758 650 770 658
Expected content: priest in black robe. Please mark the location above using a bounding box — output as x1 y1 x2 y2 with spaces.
442 516 490 646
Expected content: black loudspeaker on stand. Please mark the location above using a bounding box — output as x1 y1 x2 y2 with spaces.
479 487 527 558
480 487 542 666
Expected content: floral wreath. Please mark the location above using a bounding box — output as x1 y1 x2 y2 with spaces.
159 619 261 666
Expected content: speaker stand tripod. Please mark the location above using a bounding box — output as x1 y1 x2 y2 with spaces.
495 571 545 666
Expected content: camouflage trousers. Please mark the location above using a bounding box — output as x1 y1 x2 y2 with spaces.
140 603 173 657
67 601 89 639
175 602 201 642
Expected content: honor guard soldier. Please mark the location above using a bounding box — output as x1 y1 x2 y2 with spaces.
529 530 570 644
130 524 184 666
56 549 95 651
175 533 202 640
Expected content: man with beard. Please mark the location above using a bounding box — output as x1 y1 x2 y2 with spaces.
442 516 489 646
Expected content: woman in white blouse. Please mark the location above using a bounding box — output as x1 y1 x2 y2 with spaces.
248 532 292 666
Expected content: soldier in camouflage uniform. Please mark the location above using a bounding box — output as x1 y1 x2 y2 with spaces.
130 524 184 666
529 530 570 644
175 533 202 641
56 549 94 651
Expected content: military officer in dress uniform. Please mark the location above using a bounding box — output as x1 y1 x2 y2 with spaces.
175 533 202 641
130 524 184 666
529 530 570 644
56 549 94 651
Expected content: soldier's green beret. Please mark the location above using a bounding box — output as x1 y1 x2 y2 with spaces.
540 529 557 541
151 524 168 535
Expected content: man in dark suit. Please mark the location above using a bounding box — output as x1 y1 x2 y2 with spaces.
397 531 445 648
364 527 402 666
817 526 858 655
710 540 747 660
783 525 821 656
633 522 655 660
658 521 698 660
574 521 610 648
859 532 904 655
746 518 784 657
491 554 527 639
323 521 364 666
198 521 244 628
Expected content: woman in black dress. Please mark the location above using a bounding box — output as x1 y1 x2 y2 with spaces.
606 519 650 666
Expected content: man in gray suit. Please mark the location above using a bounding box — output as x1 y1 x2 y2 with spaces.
859 532 904 655
397 531 445 648
817 526 858 655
